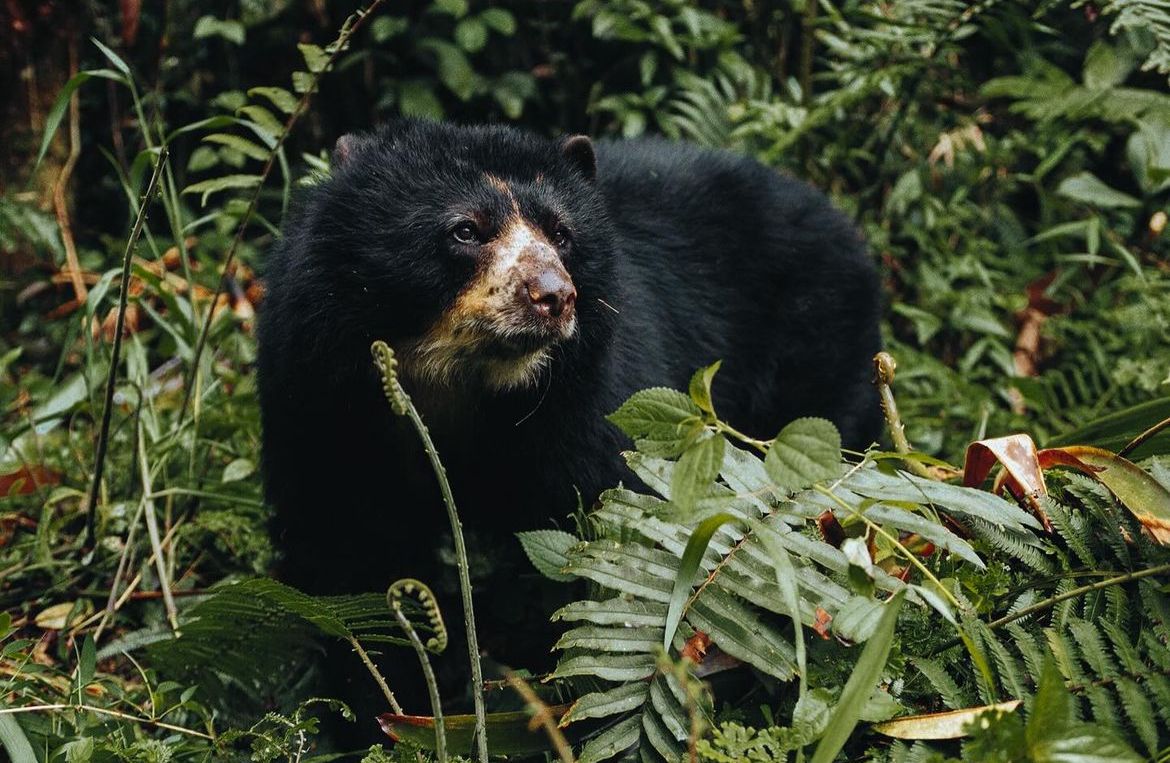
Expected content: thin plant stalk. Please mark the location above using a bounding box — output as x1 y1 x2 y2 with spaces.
392 605 447 761
136 420 179 631
84 147 168 549
505 671 575 763
873 352 933 480
372 341 489 763
349 635 404 716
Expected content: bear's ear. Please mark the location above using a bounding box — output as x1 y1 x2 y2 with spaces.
332 133 369 168
561 134 596 182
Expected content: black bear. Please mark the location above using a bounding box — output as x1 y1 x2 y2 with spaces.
256 119 881 716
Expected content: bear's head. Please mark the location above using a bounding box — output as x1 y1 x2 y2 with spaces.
298 120 617 393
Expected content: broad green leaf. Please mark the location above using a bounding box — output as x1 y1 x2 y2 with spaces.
687 360 721 414
203 133 269 162
248 86 299 114
377 706 576 755
399 81 445 120
810 590 905 763
194 16 245 45
517 529 579 581
556 625 661 653
753 517 807 694
480 8 516 35
670 433 725 516
552 597 666 627
238 104 284 136
608 388 701 441
431 0 469 17
455 17 488 52
1048 397 1170 458
690 589 797 679
371 16 410 42
183 174 261 206
663 512 737 650
576 715 640 763
420 40 477 100
36 69 126 168
765 417 842 493
553 653 657 681
564 682 648 724
843 468 1042 531
221 458 255 483
298 42 329 73
1057 172 1141 208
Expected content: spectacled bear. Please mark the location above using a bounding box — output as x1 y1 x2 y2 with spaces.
256 119 882 719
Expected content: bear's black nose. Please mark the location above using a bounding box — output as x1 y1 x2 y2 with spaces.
525 268 577 320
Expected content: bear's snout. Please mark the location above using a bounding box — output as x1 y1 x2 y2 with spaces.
524 266 577 321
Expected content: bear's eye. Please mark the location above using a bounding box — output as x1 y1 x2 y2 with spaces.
451 223 480 245
552 227 570 248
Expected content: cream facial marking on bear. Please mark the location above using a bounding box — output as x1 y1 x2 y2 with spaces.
401 181 577 390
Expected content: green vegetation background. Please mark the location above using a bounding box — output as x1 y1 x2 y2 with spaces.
1 0 1169 761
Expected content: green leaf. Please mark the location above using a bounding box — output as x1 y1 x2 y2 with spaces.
36 69 126 168
810 590 905 763
371 16 410 42
194 15 245 45
687 360 721 414
517 529 579 582
432 0 469 17
248 86 299 114
91 37 132 79
238 104 284 137
183 174 261 206
399 81 445 120
203 133 269 162
753 518 807 694
378 707 580 756
0 716 35 763
221 458 255 483
479 8 516 35
663 512 737 650
608 387 702 441
670 433 725 516
564 682 648 724
576 715 641 763
455 18 489 52
419 40 477 100
298 43 329 73
78 634 96 688
1057 172 1141 209
764 417 842 493
1026 661 1143 761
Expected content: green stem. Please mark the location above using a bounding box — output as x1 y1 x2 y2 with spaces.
873 352 933 480
373 343 488 762
393 604 448 762
349 635 403 716
84 147 168 550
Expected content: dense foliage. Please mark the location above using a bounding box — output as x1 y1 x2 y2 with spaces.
1 0 1170 761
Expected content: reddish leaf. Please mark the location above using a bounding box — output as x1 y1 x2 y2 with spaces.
0 466 62 498
813 607 833 639
1038 445 1170 544
963 434 1051 529
681 629 711 663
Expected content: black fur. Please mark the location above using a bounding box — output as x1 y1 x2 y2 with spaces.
256 119 882 716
